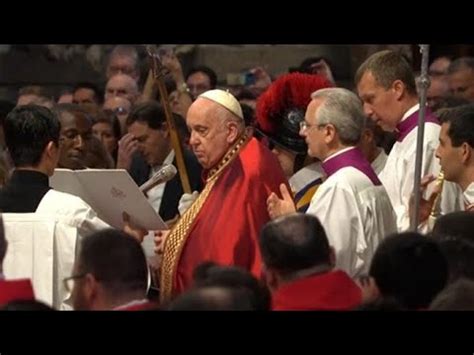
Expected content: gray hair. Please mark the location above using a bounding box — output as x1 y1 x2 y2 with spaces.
311 88 365 145
447 57 474 75
109 45 138 63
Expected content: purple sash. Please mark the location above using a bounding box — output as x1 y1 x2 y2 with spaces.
396 108 439 142
322 147 381 186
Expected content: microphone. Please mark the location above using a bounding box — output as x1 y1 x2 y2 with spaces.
139 164 177 195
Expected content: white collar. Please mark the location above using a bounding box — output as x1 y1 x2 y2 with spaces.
463 182 474 205
400 103 420 123
322 146 356 163
151 150 175 174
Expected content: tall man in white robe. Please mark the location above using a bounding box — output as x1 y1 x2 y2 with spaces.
267 88 397 278
356 50 462 232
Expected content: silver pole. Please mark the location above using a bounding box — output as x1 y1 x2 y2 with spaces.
410 44 431 231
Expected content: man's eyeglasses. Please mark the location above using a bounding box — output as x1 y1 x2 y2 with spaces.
104 107 129 116
63 273 87 292
299 121 320 131
114 107 129 115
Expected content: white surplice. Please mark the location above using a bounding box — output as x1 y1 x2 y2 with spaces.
379 104 463 232
371 149 388 176
306 148 397 278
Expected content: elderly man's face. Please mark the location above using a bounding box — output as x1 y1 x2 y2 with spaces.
106 55 139 81
300 98 329 160
187 98 234 169
105 74 139 104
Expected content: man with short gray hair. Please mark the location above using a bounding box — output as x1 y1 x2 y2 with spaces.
267 88 397 277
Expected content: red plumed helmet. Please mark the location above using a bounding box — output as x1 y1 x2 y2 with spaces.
256 72 333 154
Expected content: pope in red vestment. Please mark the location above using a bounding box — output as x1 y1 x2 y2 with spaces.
160 134 287 300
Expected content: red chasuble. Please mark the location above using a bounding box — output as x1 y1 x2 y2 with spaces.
272 270 362 311
161 136 287 299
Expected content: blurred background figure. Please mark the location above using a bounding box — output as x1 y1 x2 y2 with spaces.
16 85 54 109
57 87 74 104
447 57 474 102
105 45 140 83
103 96 132 136
291 56 336 85
105 74 140 105
72 82 103 107
91 110 121 165
185 65 217 100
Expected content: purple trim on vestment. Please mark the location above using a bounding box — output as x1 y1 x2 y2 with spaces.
322 147 381 185
396 108 439 142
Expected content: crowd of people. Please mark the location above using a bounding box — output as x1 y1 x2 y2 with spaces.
1 45 474 311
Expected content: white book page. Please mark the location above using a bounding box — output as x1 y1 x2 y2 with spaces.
50 169 167 230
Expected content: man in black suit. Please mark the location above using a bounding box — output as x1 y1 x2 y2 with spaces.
117 101 202 222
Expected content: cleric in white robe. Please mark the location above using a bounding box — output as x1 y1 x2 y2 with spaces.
356 50 462 232
267 88 397 278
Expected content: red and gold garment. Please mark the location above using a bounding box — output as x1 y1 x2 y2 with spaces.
160 134 287 301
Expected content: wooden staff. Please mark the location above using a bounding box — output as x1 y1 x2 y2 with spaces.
146 46 192 194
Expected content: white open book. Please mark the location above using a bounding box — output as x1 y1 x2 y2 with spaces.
49 168 167 231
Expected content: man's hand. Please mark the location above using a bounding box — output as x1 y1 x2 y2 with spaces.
122 212 148 243
178 191 199 216
161 51 184 81
409 174 440 224
154 229 170 255
266 183 296 220
355 276 380 304
116 133 138 170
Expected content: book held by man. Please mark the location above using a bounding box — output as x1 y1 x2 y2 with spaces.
50 169 167 230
